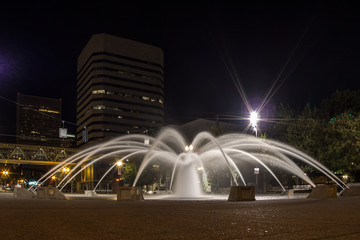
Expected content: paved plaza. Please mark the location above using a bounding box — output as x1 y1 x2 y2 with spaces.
0 193 359 240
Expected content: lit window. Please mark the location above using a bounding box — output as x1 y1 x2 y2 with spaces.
92 90 106 94
39 109 60 114
133 126 138 129
118 116 123 119
158 99 163 104
106 91 114 95
93 105 106 110
142 96 149 101
151 98 156 102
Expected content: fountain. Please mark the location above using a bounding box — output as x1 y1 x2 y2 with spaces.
29 128 348 199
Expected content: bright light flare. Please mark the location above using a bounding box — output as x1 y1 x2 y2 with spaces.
250 111 258 127
116 161 123 166
185 145 193 152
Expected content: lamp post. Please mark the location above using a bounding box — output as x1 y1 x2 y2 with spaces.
51 175 56 187
117 161 123 176
62 167 71 192
2 171 9 192
250 111 258 137
254 168 259 193
116 160 126 189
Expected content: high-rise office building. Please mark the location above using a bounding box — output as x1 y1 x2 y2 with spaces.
77 33 164 146
17 93 62 146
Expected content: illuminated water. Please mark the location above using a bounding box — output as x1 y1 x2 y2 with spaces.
30 128 347 198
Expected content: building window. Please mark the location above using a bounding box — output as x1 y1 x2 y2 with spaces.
93 105 106 110
92 90 106 94
38 108 60 114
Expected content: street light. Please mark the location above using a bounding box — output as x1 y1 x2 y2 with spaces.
185 145 193 152
2 171 9 192
117 160 123 176
254 168 259 193
250 111 258 137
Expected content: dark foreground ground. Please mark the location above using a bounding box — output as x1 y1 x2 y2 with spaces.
0 193 359 240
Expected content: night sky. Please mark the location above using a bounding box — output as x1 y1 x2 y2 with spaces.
1 1 360 137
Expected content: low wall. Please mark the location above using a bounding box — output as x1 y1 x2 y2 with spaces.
307 185 337 198
341 186 360 197
117 186 144 201
13 188 36 199
37 187 66 200
228 186 255 201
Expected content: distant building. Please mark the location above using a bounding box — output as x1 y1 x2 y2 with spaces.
76 33 164 146
16 93 64 146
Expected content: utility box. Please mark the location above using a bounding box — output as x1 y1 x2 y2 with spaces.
117 186 144 201
228 186 255 201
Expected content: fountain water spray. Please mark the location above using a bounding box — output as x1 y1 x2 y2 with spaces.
30 128 348 198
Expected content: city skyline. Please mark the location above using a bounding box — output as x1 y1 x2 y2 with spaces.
1 2 360 137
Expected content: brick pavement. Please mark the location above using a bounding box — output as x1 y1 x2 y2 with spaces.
0 194 359 240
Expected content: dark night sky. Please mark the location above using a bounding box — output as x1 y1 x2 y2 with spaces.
1 1 360 136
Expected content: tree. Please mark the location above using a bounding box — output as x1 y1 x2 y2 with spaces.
284 105 360 181
320 89 360 118
320 112 360 179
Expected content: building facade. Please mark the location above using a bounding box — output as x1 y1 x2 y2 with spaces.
76 33 164 146
17 93 63 146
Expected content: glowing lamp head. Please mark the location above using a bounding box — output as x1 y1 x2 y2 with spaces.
116 161 123 166
250 111 258 127
185 145 193 152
